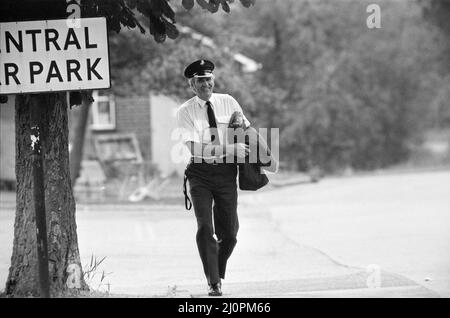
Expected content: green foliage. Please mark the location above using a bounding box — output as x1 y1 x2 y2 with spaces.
83 0 254 42
186 0 256 12
0 0 67 21
82 255 112 294
272 0 447 172
175 0 450 172
419 0 450 74
0 0 254 42
108 28 256 118
106 0 448 173
2 0 447 173
420 0 450 32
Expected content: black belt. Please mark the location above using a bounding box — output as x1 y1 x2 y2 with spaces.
190 157 219 165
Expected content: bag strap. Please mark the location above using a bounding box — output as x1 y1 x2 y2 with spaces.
183 172 192 211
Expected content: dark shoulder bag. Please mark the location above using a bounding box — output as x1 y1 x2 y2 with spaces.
238 163 269 191
229 111 270 191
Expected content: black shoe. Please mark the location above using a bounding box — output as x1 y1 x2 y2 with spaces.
208 282 222 296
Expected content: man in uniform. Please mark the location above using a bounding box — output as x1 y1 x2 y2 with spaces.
176 59 251 296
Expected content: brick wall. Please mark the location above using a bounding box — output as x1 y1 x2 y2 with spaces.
82 96 152 161
114 97 152 160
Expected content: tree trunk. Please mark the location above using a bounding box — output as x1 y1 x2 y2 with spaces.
70 100 91 187
5 93 87 297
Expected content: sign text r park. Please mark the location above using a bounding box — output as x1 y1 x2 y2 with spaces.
0 17 110 95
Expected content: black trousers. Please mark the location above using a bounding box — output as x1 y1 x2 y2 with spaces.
185 161 238 285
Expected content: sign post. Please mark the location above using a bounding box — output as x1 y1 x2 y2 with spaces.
30 96 50 298
0 17 110 297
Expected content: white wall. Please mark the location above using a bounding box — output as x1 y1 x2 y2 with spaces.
0 96 15 181
150 94 190 177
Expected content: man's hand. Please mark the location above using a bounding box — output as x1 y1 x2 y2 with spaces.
226 143 250 158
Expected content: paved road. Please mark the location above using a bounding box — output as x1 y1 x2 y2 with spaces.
0 170 448 297
240 169 450 297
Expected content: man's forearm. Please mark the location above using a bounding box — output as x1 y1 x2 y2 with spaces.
187 142 227 158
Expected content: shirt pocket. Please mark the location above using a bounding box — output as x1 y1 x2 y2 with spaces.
216 115 231 127
193 119 210 144
216 115 232 144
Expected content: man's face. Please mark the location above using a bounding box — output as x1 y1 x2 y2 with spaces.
191 76 215 101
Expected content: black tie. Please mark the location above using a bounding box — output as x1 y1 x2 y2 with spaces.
206 101 219 144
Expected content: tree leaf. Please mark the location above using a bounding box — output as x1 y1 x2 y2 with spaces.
125 0 138 10
239 0 255 8
196 0 210 10
149 15 167 43
208 0 219 13
221 1 231 13
163 19 179 39
182 0 195 10
153 0 176 23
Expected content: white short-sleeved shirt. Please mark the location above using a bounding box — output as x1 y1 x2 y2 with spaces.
176 93 251 147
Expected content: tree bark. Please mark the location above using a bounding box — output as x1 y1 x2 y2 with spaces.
6 93 87 297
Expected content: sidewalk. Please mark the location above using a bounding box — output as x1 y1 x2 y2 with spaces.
2 170 444 298
0 171 315 208
0 195 439 298
167 271 438 298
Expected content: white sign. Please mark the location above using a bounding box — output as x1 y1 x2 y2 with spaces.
0 17 110 94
